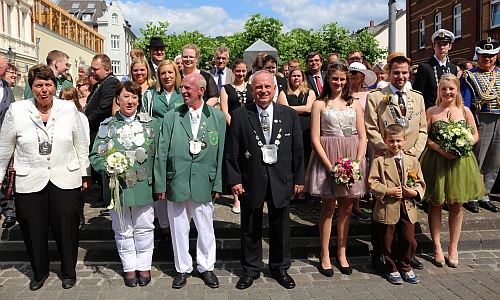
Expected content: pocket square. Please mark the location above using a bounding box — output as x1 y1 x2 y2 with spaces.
285 133 291 137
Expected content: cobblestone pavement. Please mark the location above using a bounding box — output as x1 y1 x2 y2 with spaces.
0 251 499 299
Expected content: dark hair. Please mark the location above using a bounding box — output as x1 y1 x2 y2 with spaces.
93 54 111 70
263 55 278 66
114 81 143 110
232 59 247 70
384 124 406 137
306 51 323 63
28 64 57 89
319 63 353 105
388 56 410 71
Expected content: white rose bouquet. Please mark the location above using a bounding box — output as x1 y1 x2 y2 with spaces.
436 120 474 158
104 149 131 210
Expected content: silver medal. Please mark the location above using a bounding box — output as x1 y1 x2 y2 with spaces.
190 140 202 155
97 125 108 139
342 127 352 137
107 139 114 150
39 141 52 155
108 125 117 138
149 143 155 156
261 144 278 164
244 151 251 159
398 117 409 129
122 138 133 150
124 171 137 188
145 125 154 139
137 166 148 182
98 141 107 157
135 147 147 163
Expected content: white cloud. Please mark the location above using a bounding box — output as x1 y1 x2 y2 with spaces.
119 0 405 37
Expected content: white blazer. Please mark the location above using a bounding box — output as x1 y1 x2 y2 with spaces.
0 98 90 193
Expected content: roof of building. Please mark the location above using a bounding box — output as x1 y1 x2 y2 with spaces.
58 0 107 24
358 9 406 37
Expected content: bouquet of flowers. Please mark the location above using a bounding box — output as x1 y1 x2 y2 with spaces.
330 157 364 190
435 120 474 158
105 149 131 210
406 168 417 187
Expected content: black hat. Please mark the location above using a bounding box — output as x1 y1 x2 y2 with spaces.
476 37 500 54
148 37 166 48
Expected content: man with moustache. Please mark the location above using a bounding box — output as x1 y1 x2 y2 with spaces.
210 46 234 93
226 70 304 290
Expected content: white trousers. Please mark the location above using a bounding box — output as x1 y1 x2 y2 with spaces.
154 199 170 228
167 199 216 273
110 204 155 272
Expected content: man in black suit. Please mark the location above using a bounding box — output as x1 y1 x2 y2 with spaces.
304 51 325 97
148 37 166 81
0 56 16 228
413 29 457 110
226 70 304 290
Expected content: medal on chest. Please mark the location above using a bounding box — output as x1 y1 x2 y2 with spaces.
254 127 282 165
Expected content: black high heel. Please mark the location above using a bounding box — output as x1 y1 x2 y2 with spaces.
318 258 334 277
336 260 353 275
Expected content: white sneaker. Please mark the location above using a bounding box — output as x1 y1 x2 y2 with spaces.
231 206 240 214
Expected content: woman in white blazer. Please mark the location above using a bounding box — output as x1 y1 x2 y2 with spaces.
0 65 91 291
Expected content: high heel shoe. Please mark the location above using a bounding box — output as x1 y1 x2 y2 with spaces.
336 260 353 275
433 257 445 267
447 258 459 268
318 258 334 277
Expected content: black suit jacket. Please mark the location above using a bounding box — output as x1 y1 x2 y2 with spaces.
0 80 15 130
225 102 304 209
276 75 288 96
305 71 325 97
412 56 457 110
149 61 157 81
85 73 119 139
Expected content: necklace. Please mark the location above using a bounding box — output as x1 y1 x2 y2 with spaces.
36 102 53 114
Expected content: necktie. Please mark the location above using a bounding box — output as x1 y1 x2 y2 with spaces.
217 69 224 93
260 110 271 144
394 157 403 184
190 111 199 124
315 75 323 95
396 91 406 117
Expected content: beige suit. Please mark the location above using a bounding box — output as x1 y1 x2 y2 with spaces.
368 152 426 225
365 86 427 157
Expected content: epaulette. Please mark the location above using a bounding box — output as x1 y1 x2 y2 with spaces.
374 153 384 158
370 88 381 93
403 150 416 157
100 117 112 125
410 89 422 95
137 112 152 123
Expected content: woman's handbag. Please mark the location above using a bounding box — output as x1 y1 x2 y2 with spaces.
1 157 15 201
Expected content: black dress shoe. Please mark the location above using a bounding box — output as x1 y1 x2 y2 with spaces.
201 271 219 288
371 256 385 274
410 256 424 270
62 277 76 289
337 261 352 275
236 275 258 289
318 258 334 277
124 277 137 287
172 272 190 289
2 216 16 229
158 233 172 249
271 270 295 289
29 273 49 291
138 276 151 287
478 200 500 212
463 201 479 213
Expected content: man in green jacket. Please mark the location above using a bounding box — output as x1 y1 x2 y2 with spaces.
154 73 226 290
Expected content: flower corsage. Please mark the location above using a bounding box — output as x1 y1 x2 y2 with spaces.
406 167 417 188
330 157 364 190
383 94 394 106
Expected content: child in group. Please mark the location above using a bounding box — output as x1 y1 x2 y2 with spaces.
368 124 426 285
420 74 484 268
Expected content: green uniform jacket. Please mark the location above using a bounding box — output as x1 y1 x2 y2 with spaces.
89 113 160 207
141 88 184 119
153 103 226 203
24 76 73 100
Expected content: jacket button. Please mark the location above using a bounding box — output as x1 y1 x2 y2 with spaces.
47 157 50 160
48 166 51 169
192 160 195 163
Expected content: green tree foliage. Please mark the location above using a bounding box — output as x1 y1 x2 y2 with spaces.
133 15 386 71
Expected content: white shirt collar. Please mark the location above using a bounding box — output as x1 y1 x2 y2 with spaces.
118 111 136 123
434 55 448 67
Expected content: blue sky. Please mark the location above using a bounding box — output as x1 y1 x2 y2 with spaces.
118 0 406 37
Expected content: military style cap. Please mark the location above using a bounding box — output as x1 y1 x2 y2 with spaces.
473 37 500 60
431 29 455 43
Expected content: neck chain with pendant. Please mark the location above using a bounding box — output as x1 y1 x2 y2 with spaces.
36 102 53 114
433 64 450 86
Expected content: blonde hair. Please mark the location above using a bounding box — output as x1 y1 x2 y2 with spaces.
130 57 154 87
435 74 463 108
155 60 181 93
59 86 83 112
286 66 310 95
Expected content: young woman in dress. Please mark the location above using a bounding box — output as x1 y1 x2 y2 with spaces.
420 74 484 268
220 59 254 213
305 63 367 276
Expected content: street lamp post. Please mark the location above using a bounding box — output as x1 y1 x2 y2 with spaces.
388 0 396 54
6 46 16 64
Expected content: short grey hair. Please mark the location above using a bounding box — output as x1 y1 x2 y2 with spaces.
251 70 274 86
215 46 229 57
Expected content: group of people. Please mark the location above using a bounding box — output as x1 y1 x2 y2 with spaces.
0 26 499 291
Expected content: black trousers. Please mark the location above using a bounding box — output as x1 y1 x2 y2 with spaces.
240 182 291 278
16 181 80 280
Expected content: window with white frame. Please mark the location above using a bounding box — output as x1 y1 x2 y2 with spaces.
111 61 120 75
453 4 462 37
435 13 441 32
419 20 425 49
82 13 92 21
111 35 120 49
492 0 500 27
112 13 118 25
21 12 26 41
6 5 12 35
71 3 80 9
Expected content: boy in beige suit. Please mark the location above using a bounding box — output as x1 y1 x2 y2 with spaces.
368 124 425 285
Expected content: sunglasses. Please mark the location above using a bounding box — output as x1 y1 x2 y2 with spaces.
350 70 360 75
